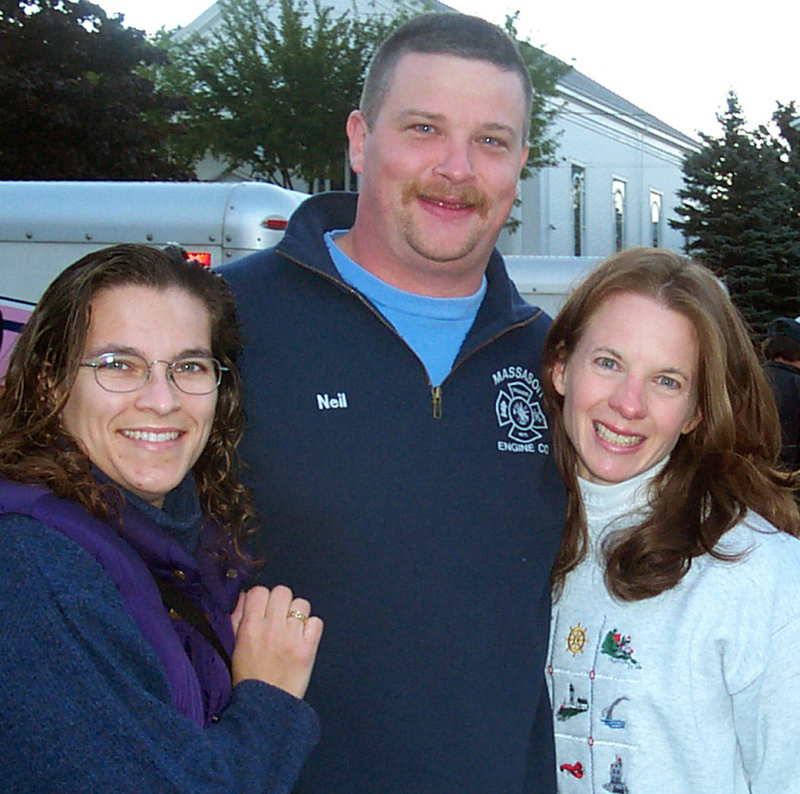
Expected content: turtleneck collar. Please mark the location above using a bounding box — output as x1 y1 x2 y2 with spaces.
92 466 203 552
578 458 668 535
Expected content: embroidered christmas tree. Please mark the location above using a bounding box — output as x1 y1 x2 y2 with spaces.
601 629 641 668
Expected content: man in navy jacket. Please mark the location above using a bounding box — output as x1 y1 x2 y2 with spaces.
222 13 566 793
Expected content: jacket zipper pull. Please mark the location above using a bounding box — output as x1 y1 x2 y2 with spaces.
432 385 442 419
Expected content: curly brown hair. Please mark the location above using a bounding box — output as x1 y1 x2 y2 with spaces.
543 248 800 601
0 244 257 560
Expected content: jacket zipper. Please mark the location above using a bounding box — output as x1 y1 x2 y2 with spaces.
431 386 443 419
282 252 543 421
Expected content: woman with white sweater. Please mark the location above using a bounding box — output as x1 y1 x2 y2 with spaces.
542 248 800 793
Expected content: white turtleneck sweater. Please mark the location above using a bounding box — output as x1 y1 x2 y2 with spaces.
546 465 800 793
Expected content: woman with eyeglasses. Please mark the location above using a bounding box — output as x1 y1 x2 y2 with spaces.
0 244 322 793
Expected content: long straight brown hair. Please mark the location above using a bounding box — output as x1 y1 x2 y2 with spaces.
543 248 800 601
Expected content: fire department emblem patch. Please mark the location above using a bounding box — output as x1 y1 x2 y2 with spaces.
495 380 547 443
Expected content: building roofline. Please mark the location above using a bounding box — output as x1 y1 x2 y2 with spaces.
557 66 700 149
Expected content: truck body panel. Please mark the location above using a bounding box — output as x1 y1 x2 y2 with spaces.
0 180 308 289
0 180 309 370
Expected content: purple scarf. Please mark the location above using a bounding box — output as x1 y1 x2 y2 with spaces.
0 478 247 727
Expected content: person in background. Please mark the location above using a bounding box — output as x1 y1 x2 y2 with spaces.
542 248 800 793
220 13 566 794
0 244 322 793
762 316 800 470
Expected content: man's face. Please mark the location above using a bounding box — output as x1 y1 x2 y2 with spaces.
346 52 529 296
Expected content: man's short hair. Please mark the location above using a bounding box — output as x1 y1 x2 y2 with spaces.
360 13 533 142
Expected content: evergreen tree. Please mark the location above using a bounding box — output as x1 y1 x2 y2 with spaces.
671 92 800 331
773 101 800 244
0 0 192 179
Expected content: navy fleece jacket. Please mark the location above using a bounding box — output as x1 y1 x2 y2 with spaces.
221 192 566 794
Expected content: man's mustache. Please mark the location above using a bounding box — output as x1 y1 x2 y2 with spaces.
402 182 490 218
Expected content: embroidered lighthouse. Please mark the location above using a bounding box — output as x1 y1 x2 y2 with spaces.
556 683 589 721
602 756 629 794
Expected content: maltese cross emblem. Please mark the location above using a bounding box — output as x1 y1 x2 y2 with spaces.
495 380 547 443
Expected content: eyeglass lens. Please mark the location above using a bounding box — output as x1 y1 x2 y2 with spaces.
91 353 221 394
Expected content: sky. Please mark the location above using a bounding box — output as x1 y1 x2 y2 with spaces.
101 0 799 141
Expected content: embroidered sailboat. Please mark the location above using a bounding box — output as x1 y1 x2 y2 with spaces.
600 696 629 729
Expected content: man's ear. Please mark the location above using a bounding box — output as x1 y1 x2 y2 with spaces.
519 144 529 173
346 110 369 175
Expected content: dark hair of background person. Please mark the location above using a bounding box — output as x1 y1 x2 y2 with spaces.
542 247 800 601
359 12 534 142
0 244 256 559
763 334 800 363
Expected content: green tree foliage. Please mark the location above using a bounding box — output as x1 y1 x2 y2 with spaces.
503 12 570 231
504 12 570 177
160 1 568 193
161 0 401 190
773 101 800 230
671 92 800 331
0 0 192 179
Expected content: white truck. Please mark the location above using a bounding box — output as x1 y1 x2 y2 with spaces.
0 180 600 371
504 255 600 316
0 180 308 366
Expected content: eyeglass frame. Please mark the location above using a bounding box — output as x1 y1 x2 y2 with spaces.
79 352 229 395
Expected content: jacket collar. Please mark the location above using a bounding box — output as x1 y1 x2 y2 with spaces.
766 360 800 376
277 192 543 354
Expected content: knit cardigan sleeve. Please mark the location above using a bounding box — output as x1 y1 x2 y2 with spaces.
0 514 319 794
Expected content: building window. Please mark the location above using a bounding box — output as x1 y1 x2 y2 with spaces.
650 192 662 247
571 165 585 256
612 179 626 252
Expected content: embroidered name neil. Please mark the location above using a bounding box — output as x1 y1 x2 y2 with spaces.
316 392 348 410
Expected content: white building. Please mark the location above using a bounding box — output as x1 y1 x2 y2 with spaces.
500 68 699 256
175 2 699 256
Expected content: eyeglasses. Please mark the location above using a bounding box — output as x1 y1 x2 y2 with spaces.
80 352 228 395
